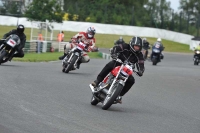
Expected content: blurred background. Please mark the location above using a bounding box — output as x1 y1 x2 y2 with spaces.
0 0 199 37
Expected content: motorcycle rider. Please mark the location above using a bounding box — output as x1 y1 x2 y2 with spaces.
0 24 26 58
142 38 150 60
194 43 200 58
91 36 145 103
151 38 164 62
58 27 96 69
114 36 125 45
110 36 125 53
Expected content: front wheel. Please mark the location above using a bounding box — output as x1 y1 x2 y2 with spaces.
102 83 123 110
64 55 78 73
0 50 8 64
194 61 199 65
152 58 157 65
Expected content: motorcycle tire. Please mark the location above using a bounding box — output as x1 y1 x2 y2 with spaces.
102 83 123 110
64 55 78 73
0 50 8 64
152 58 157 65
194 61 199 65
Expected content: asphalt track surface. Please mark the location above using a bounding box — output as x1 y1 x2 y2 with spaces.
0 52 200 133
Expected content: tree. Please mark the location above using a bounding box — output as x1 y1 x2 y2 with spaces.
0 0 21 15
24 0 64 23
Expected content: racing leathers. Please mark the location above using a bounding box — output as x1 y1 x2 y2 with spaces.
0 29 26 58
93 43 145 96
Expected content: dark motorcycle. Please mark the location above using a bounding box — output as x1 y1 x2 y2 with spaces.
151 44 164 65
193 50 200 65
89 58 138 110
62 43 86 73
0 34 20 64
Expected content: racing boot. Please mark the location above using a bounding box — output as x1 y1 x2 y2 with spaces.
115 96 122 104
59 53 67 60
76 60 82 69
91 80 100 89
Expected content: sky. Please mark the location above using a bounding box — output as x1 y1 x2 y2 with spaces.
167 0 180 11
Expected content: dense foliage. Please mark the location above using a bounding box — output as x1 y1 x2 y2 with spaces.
0 0 199 36
63 0 200 36
24 0 64 23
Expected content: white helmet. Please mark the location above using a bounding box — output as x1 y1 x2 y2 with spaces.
157 38 162 42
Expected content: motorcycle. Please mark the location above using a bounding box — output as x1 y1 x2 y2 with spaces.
89 58 138 110
0 34 20 64
193 50 200 65
62 42 87 73
151 43 164 65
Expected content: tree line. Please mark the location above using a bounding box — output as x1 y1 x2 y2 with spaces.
0 0 199 36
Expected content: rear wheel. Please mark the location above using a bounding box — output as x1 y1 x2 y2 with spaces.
102 83 123 110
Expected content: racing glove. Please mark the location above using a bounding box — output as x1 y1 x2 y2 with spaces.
111 53 118 59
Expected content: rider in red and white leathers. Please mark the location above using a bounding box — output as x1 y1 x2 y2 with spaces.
59 27 96 69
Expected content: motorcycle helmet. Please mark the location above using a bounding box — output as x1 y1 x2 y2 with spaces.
143 38 147 43
130 36 143 53
86 27 96 38
17 24 25 34
157 38 162 42
118 36 124 43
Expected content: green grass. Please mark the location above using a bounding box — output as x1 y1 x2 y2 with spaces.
0 25 193 62
12 52 102 62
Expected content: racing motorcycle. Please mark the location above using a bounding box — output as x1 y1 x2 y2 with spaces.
193 49 200 65
89 58 138 110
62 42 87 73
151 43 164 65
0 34 20 64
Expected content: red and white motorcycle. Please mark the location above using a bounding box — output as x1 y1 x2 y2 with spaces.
62 42 88 73
89 58 138 110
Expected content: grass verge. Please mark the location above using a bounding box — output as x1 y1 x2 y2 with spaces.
0 25 193 62
12 52 102 62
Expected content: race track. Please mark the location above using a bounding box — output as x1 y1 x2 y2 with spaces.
0 52 200 133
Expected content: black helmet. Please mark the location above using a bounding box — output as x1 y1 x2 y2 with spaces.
17 24 25 34
130 36 142 53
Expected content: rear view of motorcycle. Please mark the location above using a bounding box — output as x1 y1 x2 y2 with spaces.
193 50 200 65
62 42 85 73
0 34 20 64
89 59 138 110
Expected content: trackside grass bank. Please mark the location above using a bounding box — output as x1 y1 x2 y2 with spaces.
12 52 102 62
0 25 194 62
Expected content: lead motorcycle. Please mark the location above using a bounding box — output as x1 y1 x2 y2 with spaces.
0 34 20 64
89 58 139 110
62 42 87 73
193 49 200 65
